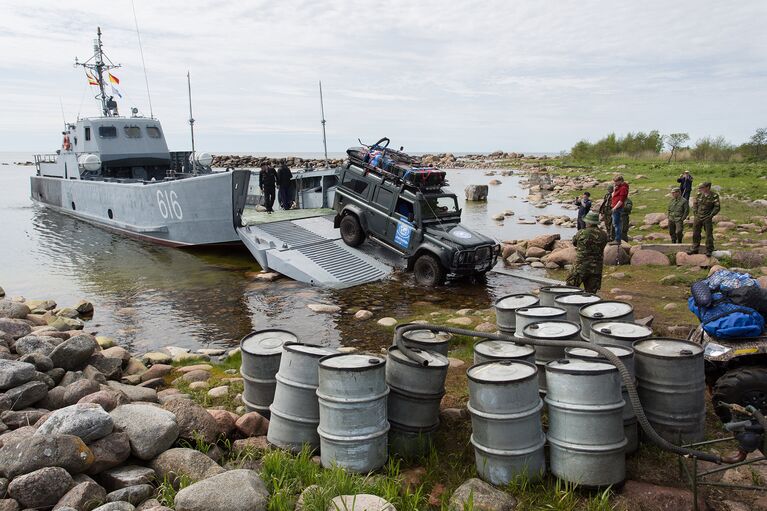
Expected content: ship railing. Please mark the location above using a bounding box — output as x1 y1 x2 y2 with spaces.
34 154 58 173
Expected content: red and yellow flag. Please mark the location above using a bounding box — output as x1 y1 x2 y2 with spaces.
86 71 98 86
108 73 120 85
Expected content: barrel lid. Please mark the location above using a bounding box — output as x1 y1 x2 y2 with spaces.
592 321 652 339
284 343 336 358
320 353 385 371
580 301 633 319
495 293 539 311
403 329 451 344
474 340 535 359
566 344 633 360
468 360 537 383
547 358 617 375
633 338 704 358
389 346 449 368
554 293 601 305
540 286 581 295
522 320 580 339
241 329 297 356
516 306 566 318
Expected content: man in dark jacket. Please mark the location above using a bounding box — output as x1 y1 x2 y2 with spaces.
277 161 293 210
677 170 693 201
259 163 277 213
574 192 592 230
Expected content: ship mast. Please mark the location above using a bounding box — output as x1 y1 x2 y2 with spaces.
319 81 329 168
75 27 121 117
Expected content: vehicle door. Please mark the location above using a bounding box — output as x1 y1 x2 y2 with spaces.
384 196 418 254
368 185 394 238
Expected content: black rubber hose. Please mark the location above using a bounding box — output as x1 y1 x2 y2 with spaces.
393 322 722 464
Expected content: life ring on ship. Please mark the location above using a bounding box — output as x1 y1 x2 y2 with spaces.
62 135 71 151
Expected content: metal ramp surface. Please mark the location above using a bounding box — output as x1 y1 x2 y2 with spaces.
237 215 391 288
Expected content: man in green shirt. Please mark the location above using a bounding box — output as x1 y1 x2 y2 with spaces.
667 187 689 243
687 182 721 256
566 211 608 293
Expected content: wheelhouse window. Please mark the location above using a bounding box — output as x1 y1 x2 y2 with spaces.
124 126 142 138
84 127 91 141
98 126 117 138
146 126 162 138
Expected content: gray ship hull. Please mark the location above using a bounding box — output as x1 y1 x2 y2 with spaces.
30 170 250 247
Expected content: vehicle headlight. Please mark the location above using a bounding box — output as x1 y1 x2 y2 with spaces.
704 342 731 358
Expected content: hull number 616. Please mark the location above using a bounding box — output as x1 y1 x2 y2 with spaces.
157 190 183 219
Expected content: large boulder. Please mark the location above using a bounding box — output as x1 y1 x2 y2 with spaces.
0 301 30 320
79 389 129 412
630 249 670 266
603 244 631 266
63 379 102 406
525 246 547 258
676 252 716 267
327 495 395 511
0 433 93 478
14 335 58 357
148 448 225 485
36 403 114 443
4 380 48 410
643 213 667 225
18 352 54 371
110 404 178 460
8 466 74 509
527 233 561 250
54 481 107 511
0 360 35 390
0 319 32 339
206 410 238 437
235 412 269 437
543 246 576 266
448 478 516 511
162 400 219 444
731 250 767 268
88 355 123 381
106 381 158 403
174 469 269 511
86 431 132 475
465 185 489 201
50 335 98 371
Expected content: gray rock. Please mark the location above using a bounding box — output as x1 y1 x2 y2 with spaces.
1 408 48 428
106 382 158 403
18 352 54 371
162 400 219 444
0 425 35 448
0 319 32 339
148 448 225 485
0 360 35 390
47 367 66 385
33 369 56 389
63 379 102 406
92 503 135 511
0 499 19 511
174 469 269 511
110 404 177 460
89 355 123 380
14 336 58 357
86 431 131 475
38 385 67 410
448 478 516 511
0 301 30 320
50 335 98 371
60 370 87 386
106 484 154 505
54 480 107 511
327 495 396 511
181 370 210 383
83 365 108 385
0 433 94 478
98 466 156 492
8 466 74 509
4 380 48 410
36 403 114 443
158 394 191 405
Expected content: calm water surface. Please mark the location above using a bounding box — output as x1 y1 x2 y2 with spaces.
0 152 574 353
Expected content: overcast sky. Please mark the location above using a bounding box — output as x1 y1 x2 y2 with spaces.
0 0 765 153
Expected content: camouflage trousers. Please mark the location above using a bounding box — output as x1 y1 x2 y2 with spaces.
691 218 714 254
668 219 684 243
603 215 613 241
566 268 603 294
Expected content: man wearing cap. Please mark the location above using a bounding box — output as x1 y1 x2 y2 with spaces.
667 187 689 243
599 184 614 240
566 211 608 293
677 170 694 201
688 182 720 256
574 192 592 230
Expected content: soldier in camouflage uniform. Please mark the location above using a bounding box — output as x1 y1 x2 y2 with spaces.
599 185 614 241
566 211 608 293
667 187 689 243
688 181 720 256
620 196 633 242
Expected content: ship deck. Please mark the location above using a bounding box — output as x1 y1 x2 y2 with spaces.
241 207 334 225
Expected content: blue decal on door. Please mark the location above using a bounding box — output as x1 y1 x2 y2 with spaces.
394 221 413 248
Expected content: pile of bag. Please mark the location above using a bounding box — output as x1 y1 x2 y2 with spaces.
689 269 766 338
347 138 447 188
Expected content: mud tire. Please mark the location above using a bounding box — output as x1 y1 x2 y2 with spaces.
340 214 365 247
712 366 767 423
413 254 446 287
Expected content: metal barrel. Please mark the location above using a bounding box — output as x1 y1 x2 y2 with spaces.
388 424 438 460
473 340 535 365
513 306 567 339
316 353 390 473
554 292 601 323
590 321 652 348
386 346 449 396
387 387 444 431
494 294 539 333
240 329 297 418
467 360 546 485
538 286 582 307
545 359 627 487
578 301 634 341
393 328 452 357
267 343 337 452
565 344 638 454
633 338 706 444
520 320 581 394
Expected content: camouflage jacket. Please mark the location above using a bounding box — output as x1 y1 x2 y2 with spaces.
572 226 608 273
667 197 690 221
693 192 721 221
598 193 612 217
620 197 633 218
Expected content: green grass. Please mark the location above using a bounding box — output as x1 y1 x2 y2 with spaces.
157 474 193 507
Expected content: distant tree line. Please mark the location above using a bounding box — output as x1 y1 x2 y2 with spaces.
569 127 767 163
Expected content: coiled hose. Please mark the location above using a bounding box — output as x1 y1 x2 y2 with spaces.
393 322 722 464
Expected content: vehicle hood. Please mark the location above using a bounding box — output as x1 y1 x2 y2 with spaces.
424 222 496 248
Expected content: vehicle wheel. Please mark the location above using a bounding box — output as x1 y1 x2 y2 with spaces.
413 254 446 287
339 214 365 247
712 366 767 423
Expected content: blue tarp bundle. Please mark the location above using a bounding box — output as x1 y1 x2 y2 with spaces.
688 270 765 338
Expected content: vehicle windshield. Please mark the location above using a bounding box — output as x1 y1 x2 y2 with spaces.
420 195 459 220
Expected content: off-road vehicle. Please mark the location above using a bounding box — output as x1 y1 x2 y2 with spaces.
332 138 500 286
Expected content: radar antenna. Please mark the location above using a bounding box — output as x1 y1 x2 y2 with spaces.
74 27 121 117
